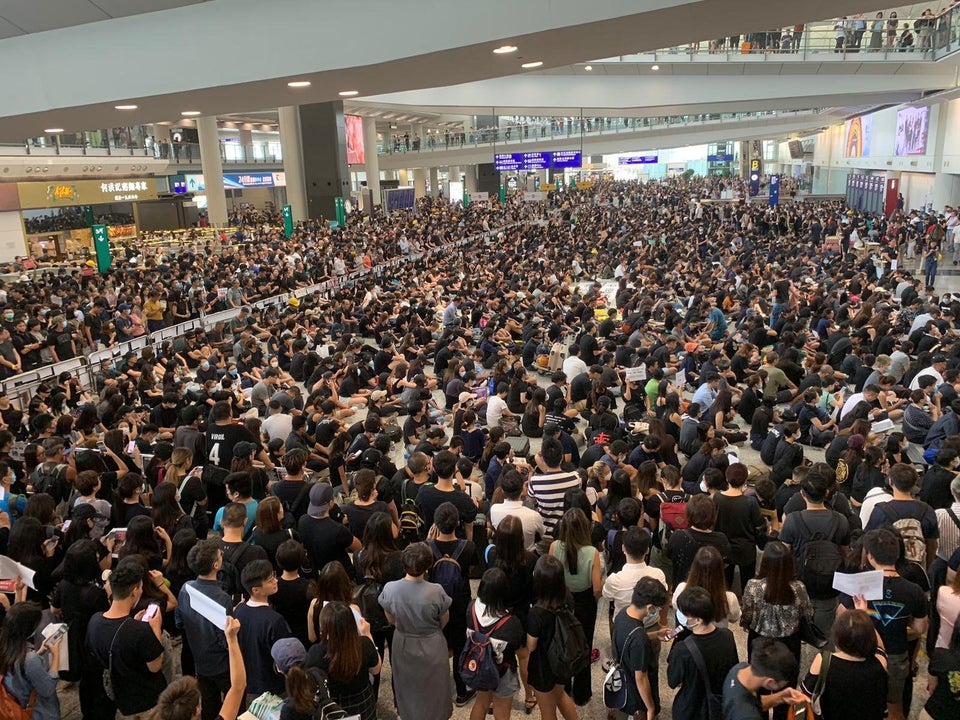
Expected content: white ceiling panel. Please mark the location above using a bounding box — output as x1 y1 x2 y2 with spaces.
0 0 207 35
0 1 105 34
0 16 23 38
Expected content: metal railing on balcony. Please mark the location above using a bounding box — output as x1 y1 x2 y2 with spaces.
377 109 824 155
0 140 282 165
604 7 960 62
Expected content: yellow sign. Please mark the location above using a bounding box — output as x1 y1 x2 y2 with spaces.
17 178 159 209
750 159 760 171
576 181 593 189
542 183 556 191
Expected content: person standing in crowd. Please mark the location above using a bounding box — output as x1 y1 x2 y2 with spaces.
799 608 888 720
527 439 582 538
378 542 453 720
526 555 580 720
722 638 808 719
86 557 168 718
838 528 928 720
667 586 741 720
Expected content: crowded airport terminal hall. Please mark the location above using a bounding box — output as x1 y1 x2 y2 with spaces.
6 2 960 720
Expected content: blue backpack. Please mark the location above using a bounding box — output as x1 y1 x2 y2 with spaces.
459 605 510 691
428 539 467 599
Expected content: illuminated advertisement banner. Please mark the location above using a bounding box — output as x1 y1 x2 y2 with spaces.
185 173 286 192
18 178 159 208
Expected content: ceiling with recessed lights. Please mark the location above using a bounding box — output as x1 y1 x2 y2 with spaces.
0 0 888 140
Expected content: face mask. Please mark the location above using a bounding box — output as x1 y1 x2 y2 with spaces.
3 313 13 321
230 369 238 377
109 364 116 372
270 361 279 368
201 362 210 370
642 606 660 625
683 619 702 631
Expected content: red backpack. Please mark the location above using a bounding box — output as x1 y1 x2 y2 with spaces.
658 492 690 545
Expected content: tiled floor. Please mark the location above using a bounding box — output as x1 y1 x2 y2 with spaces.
57 256 949 719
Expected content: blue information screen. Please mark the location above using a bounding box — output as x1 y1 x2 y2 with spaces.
617 155 658 165
494 151 582 171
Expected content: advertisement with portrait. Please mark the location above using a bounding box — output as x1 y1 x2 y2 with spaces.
345 115 365 165
894 107 930 156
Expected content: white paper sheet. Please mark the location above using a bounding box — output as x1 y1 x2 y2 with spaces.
832 570 884 600
41 623 70 672
184 583 228 629
0 554 37 590
675 369 687 389
624 365 646 382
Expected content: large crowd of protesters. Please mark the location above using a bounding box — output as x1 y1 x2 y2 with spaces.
0 178 958 720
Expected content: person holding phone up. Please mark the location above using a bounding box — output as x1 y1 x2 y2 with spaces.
0 599 66 720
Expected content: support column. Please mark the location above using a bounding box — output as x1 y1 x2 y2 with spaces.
197 115 228 226
297 101 350 221
278 106 308 222
429 167 439 198
445 165 461 199
464 165 478 193
238 128 253 162
413 168 427 198
398 169 409 186
362 116 381 205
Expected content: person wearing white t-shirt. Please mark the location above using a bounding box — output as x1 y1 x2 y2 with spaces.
602 527 668 618
562 345 588 386
910 355 948 391
860 484 893 529
261 401 293 443
485 383 514 428
489 468 545 552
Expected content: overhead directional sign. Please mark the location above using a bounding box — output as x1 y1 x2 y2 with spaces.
493 151 582 171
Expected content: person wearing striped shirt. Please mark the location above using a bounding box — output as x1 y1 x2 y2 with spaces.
527 439 582 539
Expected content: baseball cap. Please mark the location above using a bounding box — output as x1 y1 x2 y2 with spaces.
270 638 306 674
307 482 334 517
458 391 477 404
232 441 257 458
684 342 698 354
933 353 948 363
360 448 383 467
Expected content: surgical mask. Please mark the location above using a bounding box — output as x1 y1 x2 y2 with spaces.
201 362 210 370
109 364 116 372
643 606 661 625
3 313 13 321
270 361 279 368
230 369 238 376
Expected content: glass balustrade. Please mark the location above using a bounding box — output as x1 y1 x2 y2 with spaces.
377 109 824 154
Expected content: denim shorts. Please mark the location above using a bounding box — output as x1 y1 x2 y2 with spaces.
495 668 520 699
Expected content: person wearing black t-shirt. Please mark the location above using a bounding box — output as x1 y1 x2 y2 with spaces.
297 483 361 579
86 558 167 718
611 576 670 718
838 528 928 720
415 451 478 536
668 587 740 720
234 560 291 697
205 401 260 511
429 502 479 705
667 495 732 586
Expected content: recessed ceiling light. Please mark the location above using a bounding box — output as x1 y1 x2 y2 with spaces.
338 90 359 96
181 111 201 116
115 104 138 110
44 128 64 133
651 64 659 71
287 81 311 88
521 61 543 68
493 45 517 54
584 65 593 71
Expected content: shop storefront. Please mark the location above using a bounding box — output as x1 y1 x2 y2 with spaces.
14 178 159 259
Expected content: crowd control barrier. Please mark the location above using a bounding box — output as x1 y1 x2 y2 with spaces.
0 223 521 410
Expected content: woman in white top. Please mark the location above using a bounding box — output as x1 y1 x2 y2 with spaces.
672 545 741 628
935 570 960 648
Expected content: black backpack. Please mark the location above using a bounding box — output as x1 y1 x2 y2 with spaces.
398 479 430 546
218 542 250 601
547 607 591 679
795 512 843 597
30 462 67 502
353 573 391 634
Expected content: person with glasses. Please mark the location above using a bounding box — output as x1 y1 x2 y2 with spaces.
233 560 291 703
